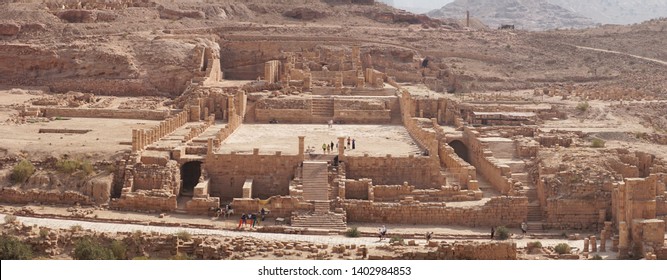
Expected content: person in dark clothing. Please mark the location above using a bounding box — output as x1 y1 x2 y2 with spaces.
421 58 429 68
260 208 267 221
238 213 247 228
330 141 334 151
352 139 356 149
491 226 495 239
426 231 433 243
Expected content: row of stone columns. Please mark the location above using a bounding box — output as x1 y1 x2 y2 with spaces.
131 111 188 152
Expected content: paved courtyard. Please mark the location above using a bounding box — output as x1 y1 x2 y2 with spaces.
217 124 422 156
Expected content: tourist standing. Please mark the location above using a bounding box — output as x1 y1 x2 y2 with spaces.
322 143 327 154
238 213 247 228
379 225 387 241
352 138 356 149
491 226 495 239
347 137 351 149
521 222 527 234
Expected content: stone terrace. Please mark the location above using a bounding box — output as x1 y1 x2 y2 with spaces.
217 124 422 156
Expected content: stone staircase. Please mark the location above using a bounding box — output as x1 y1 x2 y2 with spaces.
311 98 334 118
302 161 329 201
292 161 347 230
290 209 347 231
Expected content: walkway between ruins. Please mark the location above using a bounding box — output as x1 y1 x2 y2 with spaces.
0 213 606 250
572 45 667 66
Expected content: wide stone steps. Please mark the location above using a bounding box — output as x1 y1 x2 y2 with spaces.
302 161 329 201
311 99 334 117
290 213 347 231
526 222 545 232
527 205 543 222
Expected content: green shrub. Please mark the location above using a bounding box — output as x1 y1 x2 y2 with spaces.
554 243 571 254
389 236 404 244
4 215 17 224
39 228 49 239
345 227 360 238
170 252 193 260
81 161 94 175
110 240 127 260
56 159 81 174
0 235 33 260
11 160 35 183
576 101 589 112
73 237 114 260
591 139 605 148
495 226 510 240
527 241 542 249
592 254 603 260
175 230 191 241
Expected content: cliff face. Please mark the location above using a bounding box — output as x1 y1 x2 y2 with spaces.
548 0 667 25
0 37 219 96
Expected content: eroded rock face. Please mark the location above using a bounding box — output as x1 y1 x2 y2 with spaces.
57 10 96 23
158 6 205 20
0 23 20 36
283 8 327 21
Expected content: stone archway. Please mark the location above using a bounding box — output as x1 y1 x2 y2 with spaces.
448 140 470 164
180 161 202 196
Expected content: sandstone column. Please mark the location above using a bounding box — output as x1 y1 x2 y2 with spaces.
583 238 589 253
600 230 607 252
590 235 597 253
207 138 213 155
338 137 346 161
619 221 629 258
131 129 138 152
298 136 305 160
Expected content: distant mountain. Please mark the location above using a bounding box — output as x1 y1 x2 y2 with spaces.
548 0 667 25
427 0 596 30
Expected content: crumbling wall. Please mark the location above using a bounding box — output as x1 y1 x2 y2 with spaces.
398 242 517 260
206 153 302 201
345 155 444 189
110 190 177 212
131 161 180 194
43 108 170 120
344 196 527 226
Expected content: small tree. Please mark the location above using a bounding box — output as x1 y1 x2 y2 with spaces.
4 215 17 224
11 160 35 183
175 230 191 241
591 139 605 148
495 226 510 240
56 159 81 174
345 227 360 238
0 235 33 260
110 240 127 260
576 102 589 112
73 237 114 260
81 160 94 175
554 243 571 254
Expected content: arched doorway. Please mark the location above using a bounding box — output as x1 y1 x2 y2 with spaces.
448 140 470 164
181 161 202 196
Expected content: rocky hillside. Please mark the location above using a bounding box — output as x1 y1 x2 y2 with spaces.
548 0 667 25
427 0 596 30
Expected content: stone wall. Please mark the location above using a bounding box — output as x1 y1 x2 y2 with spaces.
231 196 313 218
463 127 514 194
345 155 444 189
343 196 527 226
343 179 370 200
544 198 607 230
109 190 177 212
397 242 517 260
0 188 93 205
131 161 180 194
439 144 477 189
43 108 170 120
371 183 480 202
206 153 302 201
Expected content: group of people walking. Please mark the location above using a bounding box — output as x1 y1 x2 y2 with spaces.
321 137 356 154
237 208 268 229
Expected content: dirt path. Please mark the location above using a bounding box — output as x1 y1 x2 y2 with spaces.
572 45 667 66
